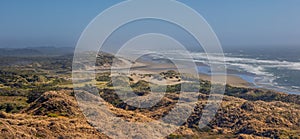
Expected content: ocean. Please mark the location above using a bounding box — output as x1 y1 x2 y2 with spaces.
127 48 300 94
191 48 300 94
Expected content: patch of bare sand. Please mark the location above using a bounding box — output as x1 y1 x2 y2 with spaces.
128 73 185 86
128 62 251 87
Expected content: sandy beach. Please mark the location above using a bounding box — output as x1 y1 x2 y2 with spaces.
101 58 252 88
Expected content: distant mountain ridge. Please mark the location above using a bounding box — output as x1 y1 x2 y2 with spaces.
0 47 74 57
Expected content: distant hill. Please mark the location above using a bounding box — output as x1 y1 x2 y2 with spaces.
0 47 74 57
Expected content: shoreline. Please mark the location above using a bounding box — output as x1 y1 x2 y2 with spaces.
96 57 299 95
106 60 254 88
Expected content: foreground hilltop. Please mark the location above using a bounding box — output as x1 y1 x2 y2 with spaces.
0 90 108 139
0 84 299 138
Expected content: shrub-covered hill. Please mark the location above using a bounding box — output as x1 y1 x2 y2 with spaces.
0 86 299 138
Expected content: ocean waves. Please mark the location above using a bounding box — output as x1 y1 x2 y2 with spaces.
190 52 300 94
130 50 300 94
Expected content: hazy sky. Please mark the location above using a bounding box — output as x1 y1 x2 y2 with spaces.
0 0 300 49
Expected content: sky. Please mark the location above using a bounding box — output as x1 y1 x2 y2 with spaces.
0 0 300 50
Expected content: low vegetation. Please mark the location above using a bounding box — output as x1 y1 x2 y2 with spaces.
0 53 299 138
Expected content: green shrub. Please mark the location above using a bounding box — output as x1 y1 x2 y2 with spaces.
47 113 58 117
96 73 111 82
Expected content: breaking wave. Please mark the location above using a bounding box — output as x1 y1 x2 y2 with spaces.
190 52 300 94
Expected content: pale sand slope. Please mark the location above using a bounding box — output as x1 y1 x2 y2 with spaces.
113 61 252 87
93 56 251 87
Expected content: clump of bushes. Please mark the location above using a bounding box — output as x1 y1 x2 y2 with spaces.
0 103 27 113
96 72 111 82
47 113 59 117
